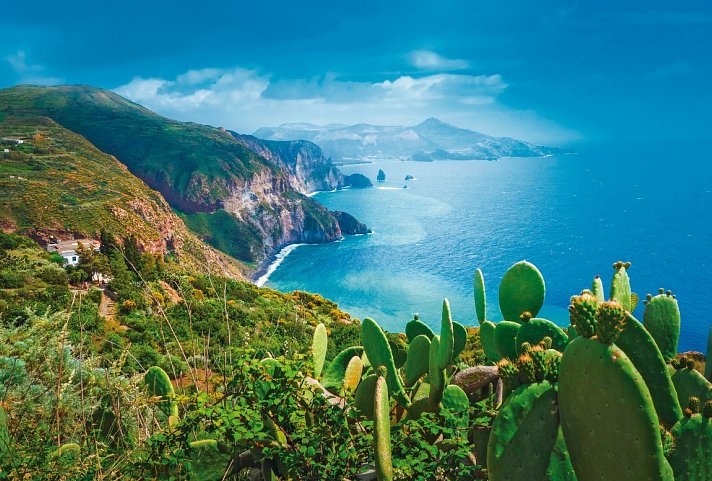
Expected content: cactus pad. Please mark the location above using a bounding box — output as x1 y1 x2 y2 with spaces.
354 374 378 420
321 346 364 390
374 376 393 481
494 320 521 360
498 261 546 321
405 317 435 342
474 268 487 324
437 299 455 370
591 275 605 302
643 291 681 362
144 366 178 418
361 318 409 406
515 317 568 355
428 335 445 406
312 323 328 379
453 321 468 359
479 320 502 362
404 334 431 387
609 261 633 312
668 412 712 481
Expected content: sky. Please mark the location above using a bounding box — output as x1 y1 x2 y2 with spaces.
1 1 710 145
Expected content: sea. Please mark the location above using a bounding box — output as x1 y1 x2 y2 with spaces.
262 142 712 352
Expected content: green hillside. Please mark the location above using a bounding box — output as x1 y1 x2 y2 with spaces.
0 115 245 278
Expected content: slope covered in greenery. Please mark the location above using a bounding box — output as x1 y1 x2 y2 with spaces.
0 115 245 278
0 85 348 264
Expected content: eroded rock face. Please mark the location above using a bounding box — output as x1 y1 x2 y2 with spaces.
332 211 371 235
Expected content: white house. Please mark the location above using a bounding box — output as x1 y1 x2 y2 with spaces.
1 137 24 144
46 239 101 266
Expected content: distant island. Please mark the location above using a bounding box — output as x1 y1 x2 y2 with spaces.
254 117 564 163
377 169 386 182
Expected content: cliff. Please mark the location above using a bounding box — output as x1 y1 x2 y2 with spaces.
331 211 371 235
0 85 366 267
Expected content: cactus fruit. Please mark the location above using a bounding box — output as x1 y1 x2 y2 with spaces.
591 275 605 302
361 318 409 406
494 321 521 360
517 354 538 384
474 268 487 324
429 335 445 407
487 381 560 481
497 359 521 390
667 404 712 481
437 299 455 370
479 320 502 363
453 321 468 359
706 325 712 381
594 300 627 344
671 363 712 408
558 336 674 481
354 374 378 420
405 316 435 342
403 334 431 387
144 366 179 419
374 376 393 481
498 261 546 321
312 323 328 379
568 291 598 338
615 313 682 428
609 261 633 312
321 346 364 390
515 314 568 355
643 290 681 362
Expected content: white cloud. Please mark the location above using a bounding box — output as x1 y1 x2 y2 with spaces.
113 66 575 144
408 50 470 71
5 50 62 85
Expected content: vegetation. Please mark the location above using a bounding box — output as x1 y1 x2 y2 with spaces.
1 229 710 480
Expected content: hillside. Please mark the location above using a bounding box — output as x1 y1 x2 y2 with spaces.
0 115 245 277
0 85 358 265
254 117 561 162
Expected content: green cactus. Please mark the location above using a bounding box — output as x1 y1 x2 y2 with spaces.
591 275 605 302
558 335 674 481
480 320 502 362
671 362 712 407
405 315 435 342
374 375 393 481
361 318 409 406
453 321 468 359
545 429 577 481
388 339 407 369
643 289 681 362
515 313 568 355
487 380 561 481
312 323 328 379
667 402 712 481
428 335 445 407
437 299 455 370
494 320 520 360
474 268 487 324
616 313 682 429
145 365 179 419
0 405 9 460
354 374 378 420
343 355 364 393
568 291 598 338
441 384 470 413
403 334 431 387
498 261 546 322
609 261 632 312
321 346 364 390
188 439 234 481
706 325 712 381
594 300 627 344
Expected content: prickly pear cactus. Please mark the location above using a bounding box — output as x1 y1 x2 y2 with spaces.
0 405 10 460
671 358 712 407
321 346 364 390
312 323 328 379
643 289 680 362
479 320 501 363
361 318 409 406
494 320 521 360
428 335 445 406
498 261 546 322
706 325 712 382
487 380 560 481
545 429 577 481
403 334 431 387
453 321 468 359
591 275 605 302
144 366 179 419
667 399 712 481
616 313 682 429
558 332 673 481
437 299 455 370
609 261 632 312
405 315 434 342
374 376 393 481
354 374 378 420
567 291 598 338
474 268 487 324
515 312 568 355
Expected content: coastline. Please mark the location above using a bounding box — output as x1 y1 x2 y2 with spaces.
253 243 306 287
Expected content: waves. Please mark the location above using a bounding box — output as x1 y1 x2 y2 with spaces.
255 243 306 287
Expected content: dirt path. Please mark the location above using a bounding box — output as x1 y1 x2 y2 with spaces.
99 289 126 332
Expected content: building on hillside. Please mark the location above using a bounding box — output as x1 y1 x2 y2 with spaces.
46 238 101 266
1 137 24 144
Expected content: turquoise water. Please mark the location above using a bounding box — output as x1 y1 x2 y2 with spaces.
266 143 712 352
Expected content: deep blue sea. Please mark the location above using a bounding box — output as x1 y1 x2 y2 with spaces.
265 143 712 352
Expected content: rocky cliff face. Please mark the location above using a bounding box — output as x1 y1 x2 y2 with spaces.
230 133 343 194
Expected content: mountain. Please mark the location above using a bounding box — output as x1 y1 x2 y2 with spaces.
254 117 562 162
0 85 363 266
0 115 245 278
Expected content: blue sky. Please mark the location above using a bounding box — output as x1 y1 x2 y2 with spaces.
2 1 710 144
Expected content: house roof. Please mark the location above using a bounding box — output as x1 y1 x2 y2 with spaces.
47 239 100 255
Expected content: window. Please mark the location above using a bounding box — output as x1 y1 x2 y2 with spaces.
72 256 77 262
